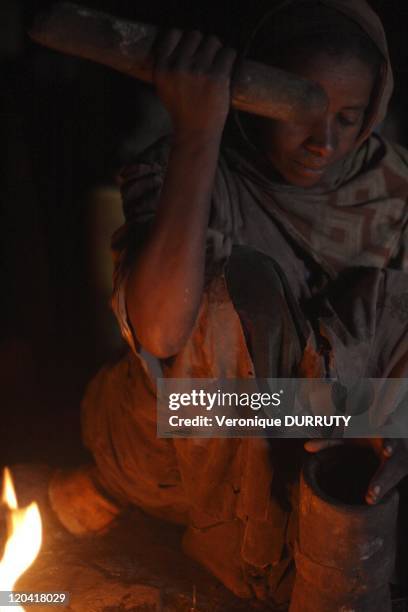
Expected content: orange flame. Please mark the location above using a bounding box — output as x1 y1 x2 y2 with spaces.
0 468 42 612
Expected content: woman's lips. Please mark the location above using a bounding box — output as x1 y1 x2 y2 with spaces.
293 159 327 174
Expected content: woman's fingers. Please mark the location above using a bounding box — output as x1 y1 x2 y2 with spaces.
171 30 204 69
382 438 398 458
366 441 408 504
153 30 236 77
191 35 223 72
153 28 183 72
211 46 238 78
304 439 344 453
150 28 237 137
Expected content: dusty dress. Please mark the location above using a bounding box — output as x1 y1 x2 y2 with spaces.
81 0 408 607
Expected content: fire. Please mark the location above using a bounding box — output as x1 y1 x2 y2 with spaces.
0 468 42 612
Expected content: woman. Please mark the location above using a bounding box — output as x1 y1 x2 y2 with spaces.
50 0 408 607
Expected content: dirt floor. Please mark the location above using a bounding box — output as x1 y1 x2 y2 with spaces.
9 464 282 612
2 463 406 612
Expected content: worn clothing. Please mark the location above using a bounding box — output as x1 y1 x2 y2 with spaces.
81 0 408 605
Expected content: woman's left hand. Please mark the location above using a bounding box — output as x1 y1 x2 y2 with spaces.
304 438 408 505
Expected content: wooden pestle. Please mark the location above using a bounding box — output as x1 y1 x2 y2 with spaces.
28 2 328 124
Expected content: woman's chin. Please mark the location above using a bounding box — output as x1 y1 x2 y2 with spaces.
281 168 327 188
267 156 328 188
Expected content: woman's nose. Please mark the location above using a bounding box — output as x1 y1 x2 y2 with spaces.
304 118 336 157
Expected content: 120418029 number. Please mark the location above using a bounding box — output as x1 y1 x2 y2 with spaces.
1 591 70 606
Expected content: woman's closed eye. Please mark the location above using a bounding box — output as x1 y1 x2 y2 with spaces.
338 109 364 127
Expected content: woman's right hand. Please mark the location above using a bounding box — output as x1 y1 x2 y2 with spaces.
152 29 237 142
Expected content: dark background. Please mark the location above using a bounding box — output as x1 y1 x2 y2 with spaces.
1 0 408 467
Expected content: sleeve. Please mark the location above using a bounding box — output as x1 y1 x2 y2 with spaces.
111 135 171 353
110 135 235 354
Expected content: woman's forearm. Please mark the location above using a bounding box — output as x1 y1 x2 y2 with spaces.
125 132 222 357
125 27 236 357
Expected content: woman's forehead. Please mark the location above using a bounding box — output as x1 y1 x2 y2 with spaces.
241 0 392 144
285 53 375 107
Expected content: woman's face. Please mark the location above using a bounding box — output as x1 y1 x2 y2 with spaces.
254 52 376 188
